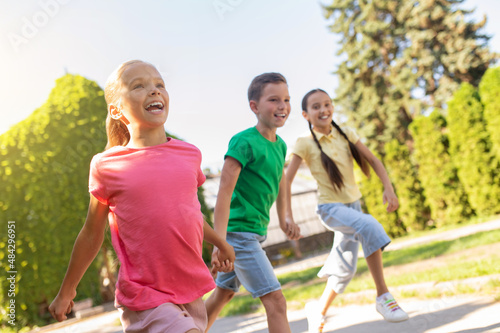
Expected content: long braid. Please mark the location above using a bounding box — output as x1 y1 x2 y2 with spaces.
309 122 345 191
330 120 370 177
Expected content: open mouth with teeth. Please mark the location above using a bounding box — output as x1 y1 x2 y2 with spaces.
275 113 287 119
145 101 164 113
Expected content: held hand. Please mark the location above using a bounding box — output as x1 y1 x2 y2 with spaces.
48 294 75 322
383 189 399 213
218 241 235 266
211 247 222 274
281 220 302 240
210 244 234 277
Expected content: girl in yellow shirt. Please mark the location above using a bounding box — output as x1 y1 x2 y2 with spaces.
286 89 408 332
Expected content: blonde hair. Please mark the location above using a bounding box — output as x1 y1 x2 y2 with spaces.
104 60 153 149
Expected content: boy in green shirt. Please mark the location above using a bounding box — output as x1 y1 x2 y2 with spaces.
205 73 301 332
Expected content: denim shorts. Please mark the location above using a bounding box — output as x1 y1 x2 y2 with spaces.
215 232 281 298
316 201 391 294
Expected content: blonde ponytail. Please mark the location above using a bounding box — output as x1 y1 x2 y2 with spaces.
105 115 130 150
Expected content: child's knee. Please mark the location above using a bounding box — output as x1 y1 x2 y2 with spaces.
260 290 287 314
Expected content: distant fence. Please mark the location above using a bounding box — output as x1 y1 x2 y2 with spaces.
262 190 328 248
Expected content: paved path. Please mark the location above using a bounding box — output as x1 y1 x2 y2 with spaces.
31 219 500 333
30 294 500 333
211 295 500 333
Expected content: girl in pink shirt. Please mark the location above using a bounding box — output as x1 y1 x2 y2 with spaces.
49 60 234 333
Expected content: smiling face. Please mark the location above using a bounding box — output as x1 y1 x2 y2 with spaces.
250 82 291 131
302 91 333 133
110 62 169 130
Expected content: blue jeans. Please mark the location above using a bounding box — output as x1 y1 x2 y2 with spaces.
215 232 281 298
316 201 391 294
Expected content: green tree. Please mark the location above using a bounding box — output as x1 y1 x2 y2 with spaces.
0 74 108 328
478 66 500 161
384 139 430 231
323 0 496 153
447 83 500 215
402 0 495 107
409 111 473 226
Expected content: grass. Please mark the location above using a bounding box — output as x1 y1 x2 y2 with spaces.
390 214 499 243
218 225 500 317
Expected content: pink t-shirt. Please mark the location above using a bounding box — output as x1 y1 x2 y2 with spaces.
89 138 215 311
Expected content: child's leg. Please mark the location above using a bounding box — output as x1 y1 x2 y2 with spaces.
219 232 288 332
317 230 359 295
318 278 338 316
206 231 283 330
365 248 389 297
260 290 290 333
205 286 235 330
305 279 337 333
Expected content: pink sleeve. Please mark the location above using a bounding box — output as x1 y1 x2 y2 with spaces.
88 154 109 205
197 168 206 188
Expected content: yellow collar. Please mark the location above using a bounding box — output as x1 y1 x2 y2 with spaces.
312 125 337 140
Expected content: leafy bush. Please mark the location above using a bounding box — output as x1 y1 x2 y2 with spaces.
478 66 500 161
0 74 108 328
409 111 473 226
384 139 430 231
356 153 406 238
447 83 500 215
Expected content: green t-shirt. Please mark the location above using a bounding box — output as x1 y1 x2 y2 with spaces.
225 127 287 236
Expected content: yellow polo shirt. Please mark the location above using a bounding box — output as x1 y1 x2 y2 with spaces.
292 126 362 204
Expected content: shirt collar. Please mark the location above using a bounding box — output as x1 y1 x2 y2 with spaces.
312 125 337 141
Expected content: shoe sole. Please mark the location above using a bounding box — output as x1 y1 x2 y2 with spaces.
376 308 409 323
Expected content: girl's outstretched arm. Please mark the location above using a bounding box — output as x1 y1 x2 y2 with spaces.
280 154 303 239
277 167 301 240
48 195 109 322
284 154 303 221
355 141 399 212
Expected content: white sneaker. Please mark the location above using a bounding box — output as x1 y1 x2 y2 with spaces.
305 301 327 333
376 293 409 322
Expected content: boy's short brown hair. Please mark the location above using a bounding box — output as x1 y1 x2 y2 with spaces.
247 72 287 102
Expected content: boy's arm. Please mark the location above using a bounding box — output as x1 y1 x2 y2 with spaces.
213 156 241 239
49 195 109 322
211 156 241 269
277 166 301 240
355 140 399 212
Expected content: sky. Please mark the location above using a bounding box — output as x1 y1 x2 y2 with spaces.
1 0 499 172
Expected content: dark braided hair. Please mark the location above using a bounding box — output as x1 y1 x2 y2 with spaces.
302 89 370 191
